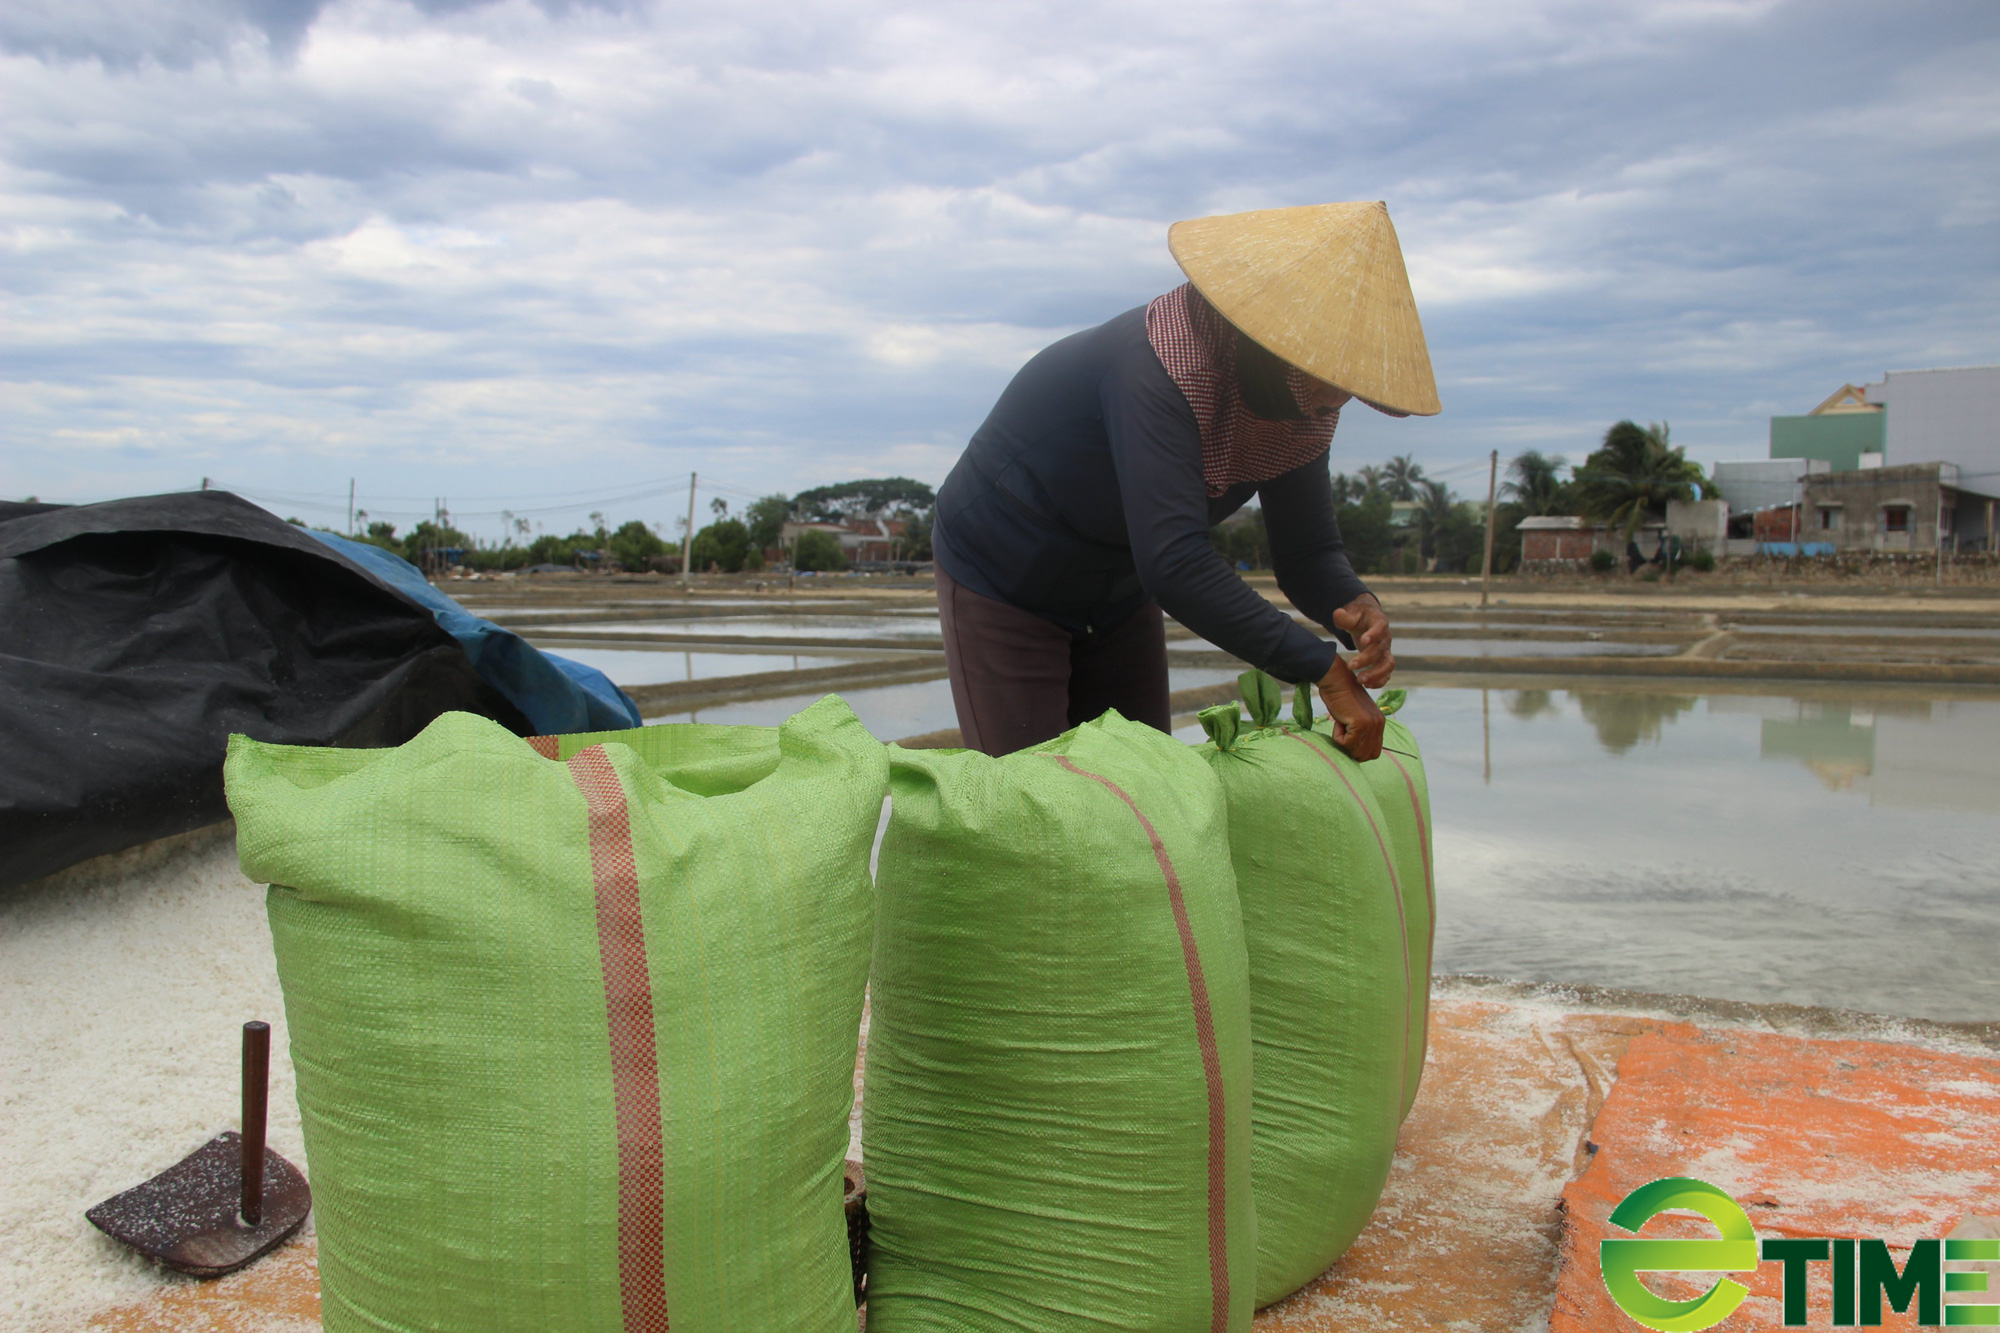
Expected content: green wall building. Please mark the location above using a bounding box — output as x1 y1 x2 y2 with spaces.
1769 408 1885 473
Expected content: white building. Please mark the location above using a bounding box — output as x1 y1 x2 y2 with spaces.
1862 365 2000 495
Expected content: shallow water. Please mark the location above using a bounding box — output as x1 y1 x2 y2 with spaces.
544 646 886 686
1391 638 1682 658
1388 685 2000 1023
526 614 941 639
648 671 1998 1022
1728 623 2000 638
1173 684 1999 1020
640 666 1249 738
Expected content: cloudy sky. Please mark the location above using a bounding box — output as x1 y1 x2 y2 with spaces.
4 0 1996 539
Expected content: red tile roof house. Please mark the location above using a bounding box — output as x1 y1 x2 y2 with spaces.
780 517 911 565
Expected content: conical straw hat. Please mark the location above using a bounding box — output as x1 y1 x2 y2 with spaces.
1167 201 1441 416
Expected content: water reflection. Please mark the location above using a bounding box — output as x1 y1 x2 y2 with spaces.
637 672 1998 1021
1421 683 2000 1022
1571 690 1701 754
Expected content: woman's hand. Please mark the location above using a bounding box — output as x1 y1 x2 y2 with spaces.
1331 594 1394 688
1317 658 1385 761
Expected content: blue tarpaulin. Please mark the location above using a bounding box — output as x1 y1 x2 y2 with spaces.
312 532 642 735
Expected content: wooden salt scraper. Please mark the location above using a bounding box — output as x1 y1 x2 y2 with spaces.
87 1020 311 1277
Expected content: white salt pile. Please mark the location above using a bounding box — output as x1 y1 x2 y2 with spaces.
0 824 307 1332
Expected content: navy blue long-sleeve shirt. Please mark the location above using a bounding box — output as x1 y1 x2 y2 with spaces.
932 305 1371 685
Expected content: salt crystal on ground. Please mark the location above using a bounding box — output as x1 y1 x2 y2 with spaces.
0 824 308 1332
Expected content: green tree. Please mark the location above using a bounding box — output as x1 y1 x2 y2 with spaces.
791 528 848 572
1381 454 1426 501
1414 479 1456 561
689 519 752 572
744 494 791 551
1573 421 1705 543
1329 472 1373 503
1209 509 1270 568
1333 491 1396 573
526 532 580 566
404 519 475 556
607 520 666 570
791 477 935 522
899 511 934 561
1502 449 1574 516
1490 501 1527 573
355 519 403 556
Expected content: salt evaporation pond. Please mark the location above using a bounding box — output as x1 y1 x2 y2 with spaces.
663 674 1999 1023
1388 638 1681 658
1259 683 1994 1024
545 646 890 686
642 666 1250 737
525 614 941 640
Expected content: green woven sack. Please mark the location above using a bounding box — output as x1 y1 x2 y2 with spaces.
1359 692 1436 1120
224 698 886 1333
1196 673 1435 1306
865 711 1255 1332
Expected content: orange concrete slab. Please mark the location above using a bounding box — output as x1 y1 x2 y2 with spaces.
1552 1024 2000 1332
1252 995 1650 1330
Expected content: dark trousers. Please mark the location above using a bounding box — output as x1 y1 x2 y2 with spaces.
935 565 1171 756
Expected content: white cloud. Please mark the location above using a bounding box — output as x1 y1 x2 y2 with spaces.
2 0 1997 523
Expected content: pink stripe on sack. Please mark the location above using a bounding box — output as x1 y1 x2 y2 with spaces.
1055 755 1231 1333
527 735 561 759
1385 752 1436 981
567 746 671 1332
1288 733 1414 1109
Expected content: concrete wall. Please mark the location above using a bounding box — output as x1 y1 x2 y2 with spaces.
1666 498 1727 545
1770 411 1885 472
1801 463 1947 552
1866 365 2000 497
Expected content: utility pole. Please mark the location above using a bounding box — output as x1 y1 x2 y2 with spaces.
347 478 355 536
681 472 697 588
1479 449 1499 608
1936 490 1945 588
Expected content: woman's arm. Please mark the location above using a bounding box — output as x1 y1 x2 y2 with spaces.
1102 364 1340 686
1262 463 1395 687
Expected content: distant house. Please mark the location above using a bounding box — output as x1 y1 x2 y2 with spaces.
1517 516 1596 565
780 515 911 564
1711 367 2000 555
1801 462 1997 554
1770 383 1886 474
1517 515 1683 569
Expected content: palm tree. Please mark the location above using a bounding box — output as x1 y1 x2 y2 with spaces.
1573 421 1705 543
1502 449 1570 516
1354 464 1386 498
1381 454 1426 502
1415 478 1456 561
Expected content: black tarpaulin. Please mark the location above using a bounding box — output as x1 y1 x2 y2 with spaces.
0 491 531 890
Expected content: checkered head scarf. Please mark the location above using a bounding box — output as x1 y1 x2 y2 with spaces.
1146 282 1341 497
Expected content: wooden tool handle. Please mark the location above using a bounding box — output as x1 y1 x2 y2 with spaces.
241 1021 270 1226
